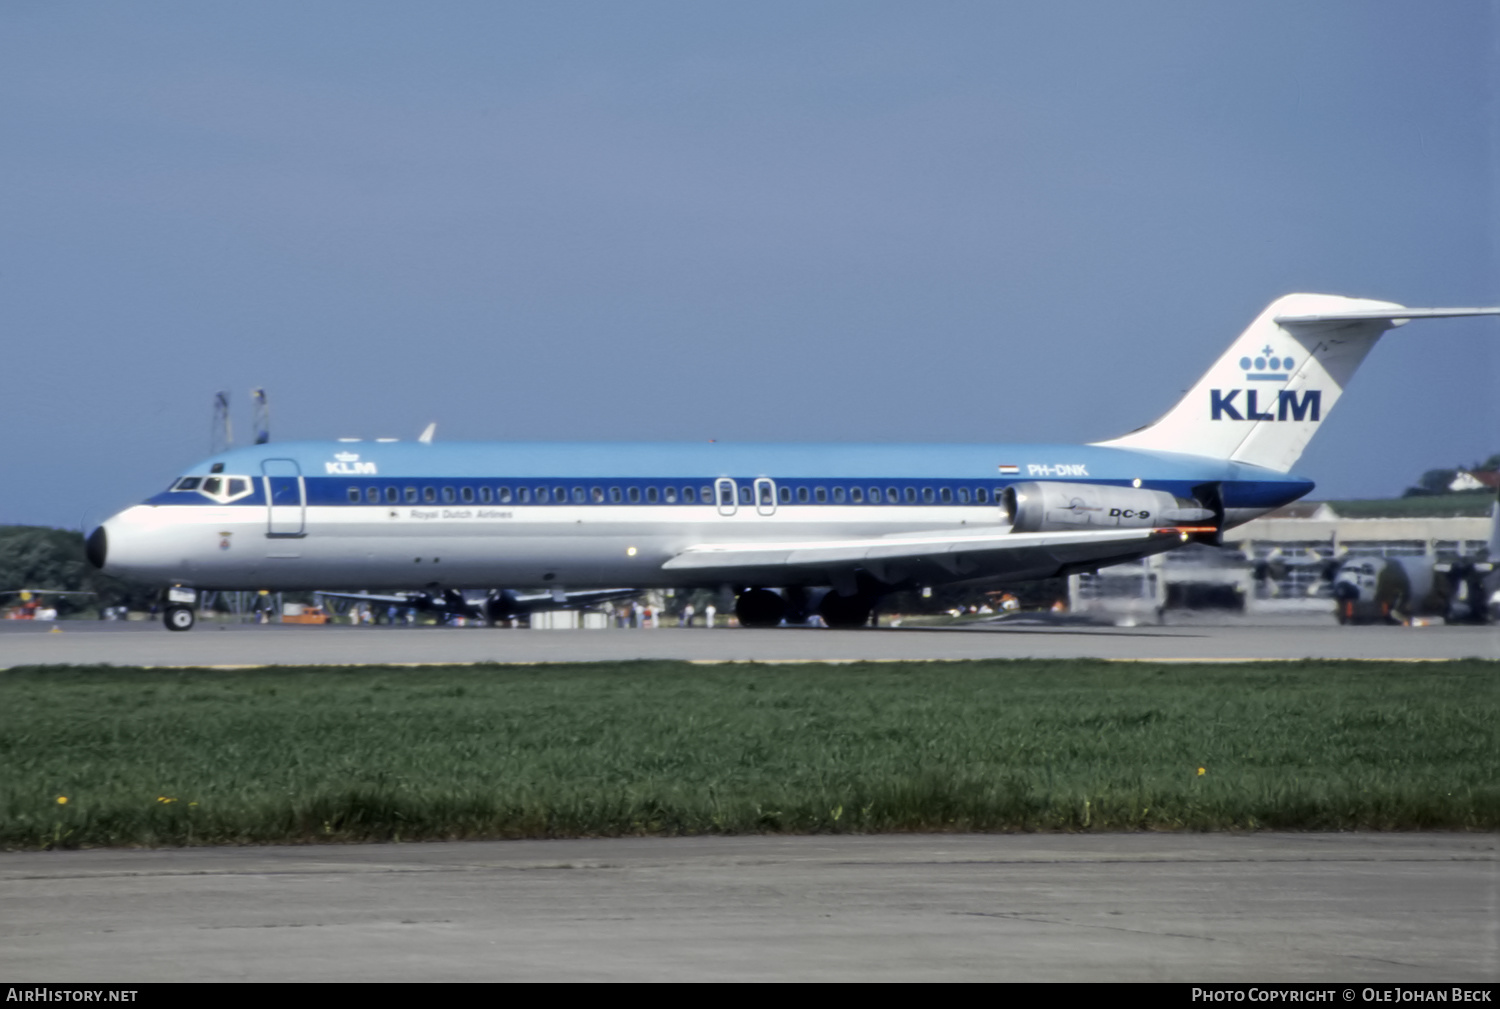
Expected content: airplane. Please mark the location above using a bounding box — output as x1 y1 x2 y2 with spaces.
85 293 1500 632
1329 486 1500 625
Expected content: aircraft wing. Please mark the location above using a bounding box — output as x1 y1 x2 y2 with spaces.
315 591 422 607
662 526 1196 586
315 587 639 613
506 588 641 610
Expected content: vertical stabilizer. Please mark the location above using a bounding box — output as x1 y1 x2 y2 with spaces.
1094 294 1500 472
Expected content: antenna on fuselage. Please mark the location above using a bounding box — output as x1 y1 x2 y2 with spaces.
211 391 232 453
251 388 270 444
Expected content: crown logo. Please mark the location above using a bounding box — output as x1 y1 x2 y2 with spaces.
1239 345 1296 382
334 451 360 463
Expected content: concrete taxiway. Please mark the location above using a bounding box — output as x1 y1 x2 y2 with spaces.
2 833 1495 982
0 619 1497 666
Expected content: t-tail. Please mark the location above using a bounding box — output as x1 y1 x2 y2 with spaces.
1094 293 1500 471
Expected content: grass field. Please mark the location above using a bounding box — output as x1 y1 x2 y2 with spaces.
2 660 1497 848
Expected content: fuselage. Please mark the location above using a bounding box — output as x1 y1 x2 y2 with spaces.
91 439 1313 592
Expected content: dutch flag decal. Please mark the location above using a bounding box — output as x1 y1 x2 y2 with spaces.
998 464 1019 475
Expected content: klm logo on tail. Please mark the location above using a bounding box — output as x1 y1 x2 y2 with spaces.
1210 345 1321 422
1210 388 1321 422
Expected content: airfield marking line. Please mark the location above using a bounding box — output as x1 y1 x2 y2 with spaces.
2 656 1486 671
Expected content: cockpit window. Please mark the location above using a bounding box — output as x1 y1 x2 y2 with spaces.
177 474 255 503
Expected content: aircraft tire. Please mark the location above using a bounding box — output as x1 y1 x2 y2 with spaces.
819 591 873 629
735 589 785 628
164 606 195 632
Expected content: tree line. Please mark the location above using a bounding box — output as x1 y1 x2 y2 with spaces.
0 526 158 616
1402 452 1500 497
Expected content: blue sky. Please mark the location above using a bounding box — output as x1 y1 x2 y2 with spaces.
3 1 1495 528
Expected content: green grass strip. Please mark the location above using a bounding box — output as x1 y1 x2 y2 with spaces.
2 660 1497 848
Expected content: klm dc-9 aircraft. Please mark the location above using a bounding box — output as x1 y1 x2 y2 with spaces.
88 294 1499 630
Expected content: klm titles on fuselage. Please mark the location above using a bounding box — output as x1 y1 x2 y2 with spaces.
325 452 377 475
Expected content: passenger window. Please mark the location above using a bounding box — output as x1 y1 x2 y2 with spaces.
499 487 513 503
940 487 952 504
833 486 846 503
647 487 660 504
424 487 437 504
405 487 418 503
479 487 492 504
461 487 475 503
886 487 899 503
957 487 970 504
922 487 935 504
517 487 531 503
628 487 641 504
610 487 623 503
779 486 791 504
554 486 567 502
664 486 677 504
592 487 605 503
851 487 864 503
367 487 379 503
975 488 989 503
681 486 695 503
815 487 828 503
905 487 917 504
536 487 550 504
797 486 810 503
700 486 713 502
573 487 586 503
386 487 398 503
739 485 753 505
442 487 456 504
872 486 883 503
347 487 360 503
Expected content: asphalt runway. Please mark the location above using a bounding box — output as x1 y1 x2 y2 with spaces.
2 833 1495 982
1 618 1496 666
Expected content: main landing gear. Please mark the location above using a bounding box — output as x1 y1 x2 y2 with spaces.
733 587 879 629
164 606 196 632
734 588 786 628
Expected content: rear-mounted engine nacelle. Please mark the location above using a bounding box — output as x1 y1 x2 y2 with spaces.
1002 481 1214 533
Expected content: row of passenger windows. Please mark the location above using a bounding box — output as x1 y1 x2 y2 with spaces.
345 482 998 506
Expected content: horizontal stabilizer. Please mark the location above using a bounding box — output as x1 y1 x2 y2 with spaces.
1275 307 1500 325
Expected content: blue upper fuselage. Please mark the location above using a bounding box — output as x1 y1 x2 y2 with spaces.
145 440 1314 514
